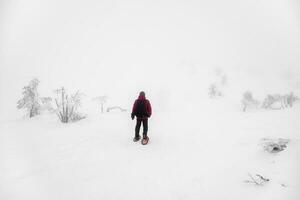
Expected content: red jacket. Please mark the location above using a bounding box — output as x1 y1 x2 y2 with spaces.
132 94 152 118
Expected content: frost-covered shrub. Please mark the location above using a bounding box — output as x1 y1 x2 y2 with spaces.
241 91 260 112
17 78 54 118
260 138 289 153
208 83 223 98
106 106 127 112
261 92 298 110
261 94 281 109
54 87 85 123
17 79 41 117
17 79 52 117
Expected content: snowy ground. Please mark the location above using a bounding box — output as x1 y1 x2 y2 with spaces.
1 0 300 199
1 97 299 200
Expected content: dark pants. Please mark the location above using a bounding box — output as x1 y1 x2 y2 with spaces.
135 118 148 137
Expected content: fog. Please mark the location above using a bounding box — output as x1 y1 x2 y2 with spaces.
1 0 300 119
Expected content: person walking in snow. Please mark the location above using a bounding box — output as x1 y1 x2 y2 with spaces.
131 91 152 145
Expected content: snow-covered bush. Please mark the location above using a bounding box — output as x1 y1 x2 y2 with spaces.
261 94 282 109
208 83 223 98
261 92 298 110
106 106 127 112
17 78 52 117
92 96 108 113
54 87 85 123
17 78 41 117
285 92 299 107
241 91 260 112
260 138 289 153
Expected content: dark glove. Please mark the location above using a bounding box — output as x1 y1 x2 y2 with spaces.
131 113 135 120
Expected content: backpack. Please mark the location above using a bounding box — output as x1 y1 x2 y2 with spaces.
135 100 148 117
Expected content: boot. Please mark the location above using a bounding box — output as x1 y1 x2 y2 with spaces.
133 135 141 142
141 135 149 145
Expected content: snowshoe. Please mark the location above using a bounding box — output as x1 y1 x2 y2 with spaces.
141 136 149 145
133 136 141 142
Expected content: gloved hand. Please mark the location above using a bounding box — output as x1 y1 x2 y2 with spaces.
131 113 135 120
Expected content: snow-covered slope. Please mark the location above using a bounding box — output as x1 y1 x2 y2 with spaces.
1 95 299 200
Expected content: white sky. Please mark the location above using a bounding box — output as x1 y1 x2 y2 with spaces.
0 0 300 119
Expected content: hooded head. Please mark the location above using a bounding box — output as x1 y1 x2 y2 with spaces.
138 91 146 100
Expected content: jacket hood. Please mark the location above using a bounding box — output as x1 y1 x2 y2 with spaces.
138 94 146 100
